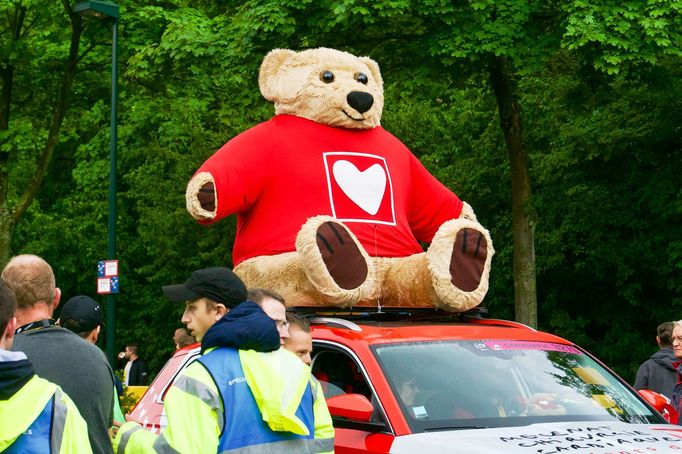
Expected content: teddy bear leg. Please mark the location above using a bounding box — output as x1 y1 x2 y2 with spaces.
296 216 375 306
427 218 494 312
354 255 440 308
235 253 332 307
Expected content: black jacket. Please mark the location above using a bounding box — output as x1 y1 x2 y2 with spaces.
634 347 677 398
127 358 149 386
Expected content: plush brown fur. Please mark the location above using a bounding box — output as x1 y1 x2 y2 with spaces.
235 212 493 311
259 48 383 130
188 47 494 312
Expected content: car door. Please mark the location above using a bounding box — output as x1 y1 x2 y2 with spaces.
312 342 395 453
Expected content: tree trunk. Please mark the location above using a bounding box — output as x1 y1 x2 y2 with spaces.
489 56 538 328
0 3 83 266
0 217 12 268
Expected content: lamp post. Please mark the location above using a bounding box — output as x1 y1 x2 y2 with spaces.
73 0 119 367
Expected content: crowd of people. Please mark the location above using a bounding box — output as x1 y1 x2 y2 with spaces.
0 254 334 453
4 251 682 452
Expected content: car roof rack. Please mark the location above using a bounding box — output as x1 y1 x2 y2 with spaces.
291 305 490 323
295 306 539 332
308 317 363 331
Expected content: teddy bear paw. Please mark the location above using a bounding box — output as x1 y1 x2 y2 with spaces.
186 171 217 221
296 216 374 305
450 227 488 292
198 182 215 212
315 221 368 290
427 218 494 312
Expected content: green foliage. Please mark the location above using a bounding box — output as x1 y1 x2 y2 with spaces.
563 0 682 74
4 0 681 380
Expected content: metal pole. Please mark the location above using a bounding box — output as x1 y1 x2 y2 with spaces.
106 19 118 367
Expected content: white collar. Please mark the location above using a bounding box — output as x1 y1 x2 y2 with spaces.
0 349 27 362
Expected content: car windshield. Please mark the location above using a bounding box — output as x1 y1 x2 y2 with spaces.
373 340 662 432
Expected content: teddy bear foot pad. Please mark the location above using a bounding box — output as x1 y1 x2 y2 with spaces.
316 221 368 290
450 228 488 292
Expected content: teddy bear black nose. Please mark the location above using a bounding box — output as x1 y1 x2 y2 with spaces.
346 91 374 114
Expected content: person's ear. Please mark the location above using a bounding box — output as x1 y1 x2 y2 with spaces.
2 317 17 348
92 325 101 343
215 304 228 320
52 287 61 311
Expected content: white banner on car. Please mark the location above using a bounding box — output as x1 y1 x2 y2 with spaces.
391 421 682 453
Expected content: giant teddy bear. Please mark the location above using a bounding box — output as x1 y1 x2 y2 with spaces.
185 47 494 312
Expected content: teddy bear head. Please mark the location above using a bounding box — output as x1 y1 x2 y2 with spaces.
259 47 384 130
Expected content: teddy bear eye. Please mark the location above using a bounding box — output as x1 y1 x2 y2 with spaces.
355 72 368 84
320 71 335 83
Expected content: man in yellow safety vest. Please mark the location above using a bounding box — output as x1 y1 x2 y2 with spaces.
114 267 334 453
0 278 93 453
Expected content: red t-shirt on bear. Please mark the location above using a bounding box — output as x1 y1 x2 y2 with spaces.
195 114 463 265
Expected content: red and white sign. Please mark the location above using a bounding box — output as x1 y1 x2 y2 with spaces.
97 260 119 294
323 152 395 225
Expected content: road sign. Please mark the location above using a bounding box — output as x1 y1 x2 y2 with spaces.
97 260 119 294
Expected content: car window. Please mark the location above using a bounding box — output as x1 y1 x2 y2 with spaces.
312 350 369 397
373 340 662 432
311 345 388 427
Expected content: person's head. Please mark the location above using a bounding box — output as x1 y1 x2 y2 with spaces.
173 327 189 346
247 288 289 343
1 254 61 319
124 343 139 360
395 374 419 407
656 321 675 348
0 278 18 350
57 295 104 344
283 313 312 365
173 327 195 349
173 327 187 343
672 321 682 359
162 267 247 342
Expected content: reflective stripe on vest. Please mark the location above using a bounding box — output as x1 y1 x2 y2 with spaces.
152 432 182 454
198 348 316 453
5 389 68 454
172 373 224 433
218 436 335 454
116 424 143 454
51 389 67 452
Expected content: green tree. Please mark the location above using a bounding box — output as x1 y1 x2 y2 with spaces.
5 1 680 380
0 1 85 266
127 0 678 328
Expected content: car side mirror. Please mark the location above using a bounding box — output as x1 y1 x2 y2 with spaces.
638 389 679 424
327 393 374 422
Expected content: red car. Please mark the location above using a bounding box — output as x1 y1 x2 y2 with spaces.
129 309 682 453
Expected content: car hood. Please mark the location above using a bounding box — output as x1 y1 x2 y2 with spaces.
390 421 682 453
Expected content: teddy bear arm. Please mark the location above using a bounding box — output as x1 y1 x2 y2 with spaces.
186 171 217 221
458 202 478 223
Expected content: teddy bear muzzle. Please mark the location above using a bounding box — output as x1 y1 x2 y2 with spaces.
346 91 374 116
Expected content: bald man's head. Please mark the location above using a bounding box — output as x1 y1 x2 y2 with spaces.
1 255 57 310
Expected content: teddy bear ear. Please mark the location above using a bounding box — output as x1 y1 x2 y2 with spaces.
360 57 383 89
259 48 298 102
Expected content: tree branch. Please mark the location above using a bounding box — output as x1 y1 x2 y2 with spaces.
11 2 84 224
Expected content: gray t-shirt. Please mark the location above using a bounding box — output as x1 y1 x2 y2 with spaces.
13 324 115 454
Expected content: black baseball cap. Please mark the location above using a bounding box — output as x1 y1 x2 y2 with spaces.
60 295 103 332
162 267 246 308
